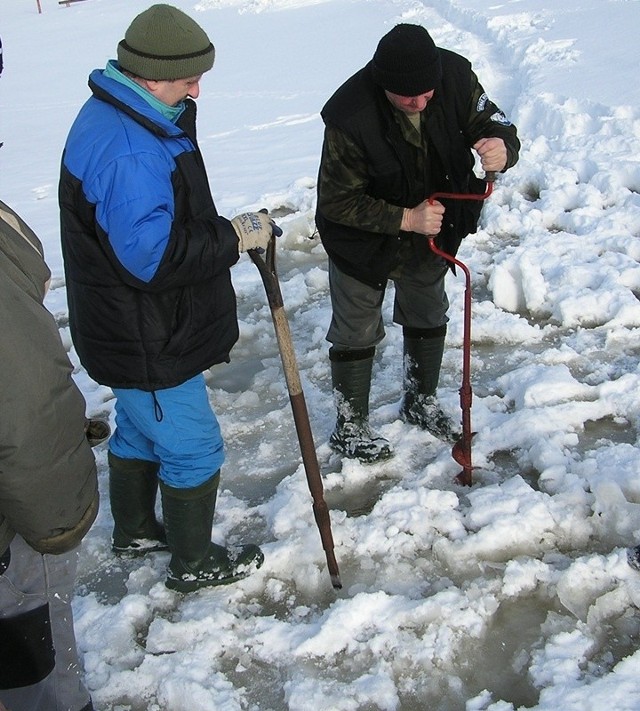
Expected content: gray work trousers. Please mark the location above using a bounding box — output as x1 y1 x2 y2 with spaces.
326 250 450 350
0 535 91 711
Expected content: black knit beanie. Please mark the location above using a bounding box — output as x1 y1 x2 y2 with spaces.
372 24 442 96
117 4 215 81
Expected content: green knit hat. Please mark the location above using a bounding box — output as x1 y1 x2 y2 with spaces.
117 4 215 81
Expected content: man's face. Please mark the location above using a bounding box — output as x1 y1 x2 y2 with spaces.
148 74 203 106
385 89 435 115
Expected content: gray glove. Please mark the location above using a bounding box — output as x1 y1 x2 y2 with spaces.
231 212 277 252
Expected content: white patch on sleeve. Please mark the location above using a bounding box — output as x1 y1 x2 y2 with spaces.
490 111 513 126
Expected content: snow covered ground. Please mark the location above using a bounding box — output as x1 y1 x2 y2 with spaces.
2 0 640 709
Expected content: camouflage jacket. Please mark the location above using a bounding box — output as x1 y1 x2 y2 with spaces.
316 51 520 288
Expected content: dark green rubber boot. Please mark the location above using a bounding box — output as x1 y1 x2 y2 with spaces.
400 326 460 442
108 451 168 555
328 347 393 463
160 473 264 593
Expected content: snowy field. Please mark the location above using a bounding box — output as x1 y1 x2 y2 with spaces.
2 0 640 709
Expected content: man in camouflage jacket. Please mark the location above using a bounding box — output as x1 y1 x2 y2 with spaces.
316 24 520 462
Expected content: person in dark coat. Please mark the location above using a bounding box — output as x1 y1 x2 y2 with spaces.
316 24 520 462
0 199 98 711
59 4 278 592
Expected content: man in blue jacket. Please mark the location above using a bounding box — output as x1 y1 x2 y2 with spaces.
59 4 276 592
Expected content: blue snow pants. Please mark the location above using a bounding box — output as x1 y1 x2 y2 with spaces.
109 374 224 489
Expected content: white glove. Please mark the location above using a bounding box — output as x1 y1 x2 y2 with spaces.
231 212 275 252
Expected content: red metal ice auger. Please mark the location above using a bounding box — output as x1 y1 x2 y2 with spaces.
427 172 496 486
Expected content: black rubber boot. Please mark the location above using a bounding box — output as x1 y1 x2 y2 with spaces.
160 473 264 593
400 326 460 442
328 347 393 463
108 451 168 555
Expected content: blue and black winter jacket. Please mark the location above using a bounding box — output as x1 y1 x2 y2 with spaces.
59 68 240 390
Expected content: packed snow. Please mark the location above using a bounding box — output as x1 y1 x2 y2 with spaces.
1 0 640 709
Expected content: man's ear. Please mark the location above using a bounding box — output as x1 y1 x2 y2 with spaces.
144 79 161 94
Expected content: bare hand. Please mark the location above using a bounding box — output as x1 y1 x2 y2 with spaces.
473 137 507 174
401 199 445 236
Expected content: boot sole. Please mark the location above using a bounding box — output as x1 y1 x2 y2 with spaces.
165 548 265 593
165 570 249 593
112 541 169 557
